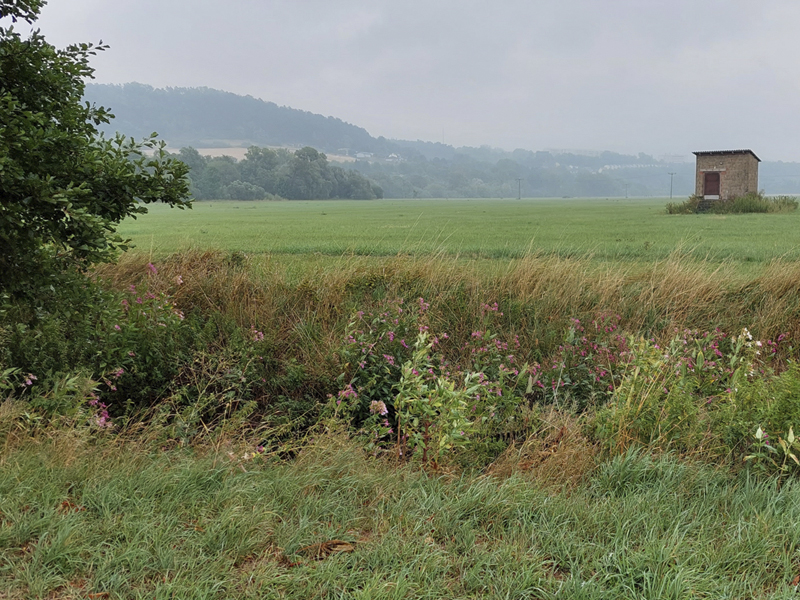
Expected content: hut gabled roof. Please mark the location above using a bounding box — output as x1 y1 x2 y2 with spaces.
692 149 761 162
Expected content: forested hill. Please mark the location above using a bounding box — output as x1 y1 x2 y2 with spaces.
85 83 392 153
85 83 800 198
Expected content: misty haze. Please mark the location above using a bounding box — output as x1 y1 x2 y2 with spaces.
4 2 800 598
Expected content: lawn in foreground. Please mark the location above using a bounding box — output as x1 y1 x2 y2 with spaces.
1 432 799 599
118 197 800 265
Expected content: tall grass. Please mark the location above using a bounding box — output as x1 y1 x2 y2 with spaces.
97 249 800 366
5 248 800 596
1 427 799 599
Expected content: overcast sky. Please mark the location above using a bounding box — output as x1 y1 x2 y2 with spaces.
28 0 800 161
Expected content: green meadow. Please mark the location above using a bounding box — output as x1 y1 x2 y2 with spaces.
119 197 800 264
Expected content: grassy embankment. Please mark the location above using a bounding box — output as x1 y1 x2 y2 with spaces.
3 198 800 597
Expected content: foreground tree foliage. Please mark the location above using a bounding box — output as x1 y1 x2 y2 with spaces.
0 0 191 299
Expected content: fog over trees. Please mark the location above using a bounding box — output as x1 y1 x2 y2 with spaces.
176 146 382 201
86 83 800 200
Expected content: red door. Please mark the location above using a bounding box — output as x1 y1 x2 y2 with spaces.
704 172 720 196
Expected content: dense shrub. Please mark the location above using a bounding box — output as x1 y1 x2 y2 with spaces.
710 192 798 214
667 193 798 214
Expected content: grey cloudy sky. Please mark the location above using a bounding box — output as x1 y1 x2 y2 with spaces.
32 0 800 160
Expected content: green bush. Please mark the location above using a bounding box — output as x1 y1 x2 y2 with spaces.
666 196 701 214
711 193 798 214
591 328 800 474
667 193 798 215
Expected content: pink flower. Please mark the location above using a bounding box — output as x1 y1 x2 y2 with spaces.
176 275 184 285
370 400 389 416
114 324 121 331
147 263 158 275
338 384 359 402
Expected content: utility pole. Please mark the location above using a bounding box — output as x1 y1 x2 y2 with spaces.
668 172 676 199
516 178 522 200
624 183 628 198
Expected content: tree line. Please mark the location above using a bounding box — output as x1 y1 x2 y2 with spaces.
176 146 383 200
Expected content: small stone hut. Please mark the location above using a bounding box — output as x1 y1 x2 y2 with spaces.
693 149 760 201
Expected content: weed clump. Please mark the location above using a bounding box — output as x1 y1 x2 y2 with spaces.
666 195 702 214
667 192 798 214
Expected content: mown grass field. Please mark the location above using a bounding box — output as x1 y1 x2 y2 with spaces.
119 197 800 265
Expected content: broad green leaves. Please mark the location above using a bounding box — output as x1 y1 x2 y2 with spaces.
0 1 191 298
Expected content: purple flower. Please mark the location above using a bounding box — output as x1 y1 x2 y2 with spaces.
147 262 158 275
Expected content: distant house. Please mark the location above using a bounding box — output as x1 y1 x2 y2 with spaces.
355 152 373 159
693 149 760 201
